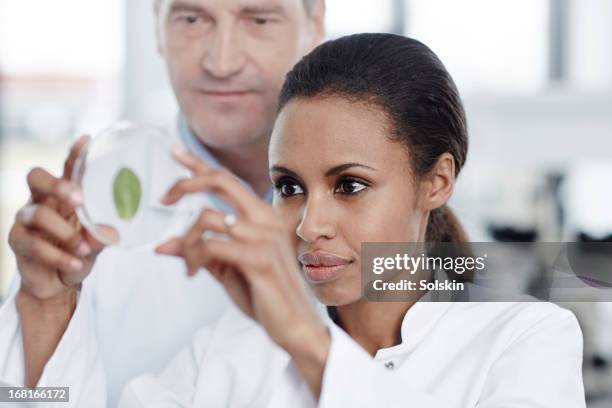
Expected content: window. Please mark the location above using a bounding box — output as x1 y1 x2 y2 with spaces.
406 0 550 95
0 0 124 295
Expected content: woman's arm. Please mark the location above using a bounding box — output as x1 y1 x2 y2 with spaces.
0 274 107 408
159 147 585 407
158 146 332 399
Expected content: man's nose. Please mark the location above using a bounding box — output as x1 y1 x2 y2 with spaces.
201 25 246 79
296 195 337 243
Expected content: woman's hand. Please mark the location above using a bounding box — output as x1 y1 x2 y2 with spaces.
156 146 330 398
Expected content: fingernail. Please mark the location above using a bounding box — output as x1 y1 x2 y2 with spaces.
69 258 83 271
171 143 189 159
76 242 91 257
70 190 84 206
17 206 36 224
58 182 83 206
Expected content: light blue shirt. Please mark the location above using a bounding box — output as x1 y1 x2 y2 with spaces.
177 115 274 213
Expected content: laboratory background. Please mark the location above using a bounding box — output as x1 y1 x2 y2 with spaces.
1 1 611 406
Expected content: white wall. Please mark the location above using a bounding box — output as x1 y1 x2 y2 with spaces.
122 0 177 125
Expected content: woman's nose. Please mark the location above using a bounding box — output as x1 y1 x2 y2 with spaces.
296 196 337 243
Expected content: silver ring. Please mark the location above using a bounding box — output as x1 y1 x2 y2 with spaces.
223 213 237 232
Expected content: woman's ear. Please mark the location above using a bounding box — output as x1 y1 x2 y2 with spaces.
420 153 455 211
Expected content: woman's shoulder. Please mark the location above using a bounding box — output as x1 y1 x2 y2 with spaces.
442 301 582 351
450 301 578 326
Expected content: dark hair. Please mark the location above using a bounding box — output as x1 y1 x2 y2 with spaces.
279 33 470 248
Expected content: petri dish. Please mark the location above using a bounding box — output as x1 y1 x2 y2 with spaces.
72 121 196 249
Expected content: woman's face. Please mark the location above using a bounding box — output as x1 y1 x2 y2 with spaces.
269 96 430 305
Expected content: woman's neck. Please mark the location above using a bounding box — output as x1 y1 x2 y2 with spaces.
335 300 416 356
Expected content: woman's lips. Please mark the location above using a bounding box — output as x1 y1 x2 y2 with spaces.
298 252 352 283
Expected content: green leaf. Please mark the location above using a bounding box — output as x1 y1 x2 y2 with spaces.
113 167 141 220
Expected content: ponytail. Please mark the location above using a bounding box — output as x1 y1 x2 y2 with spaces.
426 206 468 244
426 206 474 282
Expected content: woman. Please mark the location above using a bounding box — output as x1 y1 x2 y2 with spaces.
120 34 584 407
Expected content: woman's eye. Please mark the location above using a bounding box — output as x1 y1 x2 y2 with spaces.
336 179 368 195
275 180 304 197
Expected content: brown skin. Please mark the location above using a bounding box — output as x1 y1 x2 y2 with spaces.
158 95 456 398
9 0 324 387
8 136 108 387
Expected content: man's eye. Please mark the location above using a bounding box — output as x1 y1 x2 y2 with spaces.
275 180 304 197
177 14 202 24
336 179 368 195
252 17 269 25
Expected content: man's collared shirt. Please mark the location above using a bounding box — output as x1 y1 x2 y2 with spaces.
177 115 274 213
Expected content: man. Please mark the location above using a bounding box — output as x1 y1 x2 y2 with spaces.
0 0 325 405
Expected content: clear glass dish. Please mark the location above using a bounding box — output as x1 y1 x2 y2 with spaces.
72 121 195 249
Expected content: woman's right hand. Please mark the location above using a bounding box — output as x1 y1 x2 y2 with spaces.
8 135 110 303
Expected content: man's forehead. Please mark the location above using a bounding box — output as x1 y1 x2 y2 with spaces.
159 0 303 10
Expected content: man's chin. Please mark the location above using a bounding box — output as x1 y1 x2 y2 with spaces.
195 91 266 115
189 123 266 150
187 101 267 136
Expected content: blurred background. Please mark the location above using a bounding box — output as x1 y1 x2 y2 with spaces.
1 0 611 405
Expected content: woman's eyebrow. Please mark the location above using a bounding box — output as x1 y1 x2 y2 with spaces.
325 163 376 177
270 166 300 179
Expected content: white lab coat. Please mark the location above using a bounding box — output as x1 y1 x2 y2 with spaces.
0 122 232 407
118 300 585 408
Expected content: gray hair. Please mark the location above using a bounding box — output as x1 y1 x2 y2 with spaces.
155 0 317 13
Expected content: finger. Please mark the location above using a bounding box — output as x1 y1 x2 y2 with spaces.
183 238 252 277
12 231 86 276
184 238 205 276
54 209 112 251
183 209 267 249
62 134 91 180
87 223 120 247
171 144 216 176
162 172 268 218
16 204 91 257
27 167 83 208
183 209 227 248
218 265 251 313
155 237 184 257
205 260 224 282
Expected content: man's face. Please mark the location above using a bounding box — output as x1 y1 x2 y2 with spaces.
157 0 324 150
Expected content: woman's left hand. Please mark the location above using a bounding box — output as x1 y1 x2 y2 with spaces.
156 146 330 397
